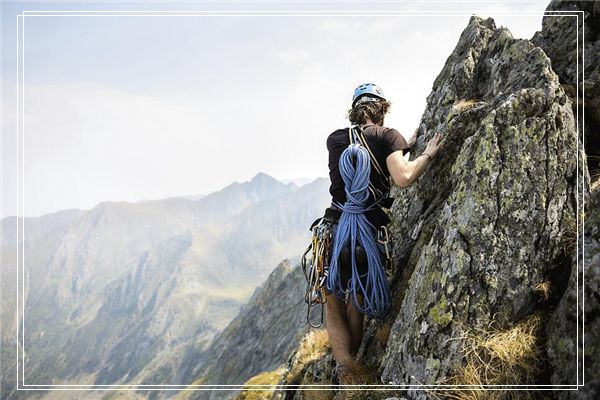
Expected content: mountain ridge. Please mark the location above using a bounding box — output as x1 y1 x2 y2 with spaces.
0 172 328 222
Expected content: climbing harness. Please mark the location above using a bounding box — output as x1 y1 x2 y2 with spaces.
301 208 340 328
326 125 392 319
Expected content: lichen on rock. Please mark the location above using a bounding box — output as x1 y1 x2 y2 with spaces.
531 0 600 173
377 15 582 392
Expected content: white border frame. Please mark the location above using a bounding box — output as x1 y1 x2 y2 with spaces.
10 3 586 394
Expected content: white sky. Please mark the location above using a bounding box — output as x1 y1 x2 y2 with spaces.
1 1 550 218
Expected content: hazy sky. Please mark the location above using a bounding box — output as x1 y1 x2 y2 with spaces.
1 1 550 218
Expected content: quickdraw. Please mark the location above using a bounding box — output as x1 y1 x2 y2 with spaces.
377 225 392 271
301 219 333 328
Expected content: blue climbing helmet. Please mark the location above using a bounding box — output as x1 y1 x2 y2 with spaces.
351 83 387 108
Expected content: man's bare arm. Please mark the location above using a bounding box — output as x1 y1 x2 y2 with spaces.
386 132 442 187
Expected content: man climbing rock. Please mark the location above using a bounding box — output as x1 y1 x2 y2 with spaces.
324 83 443 385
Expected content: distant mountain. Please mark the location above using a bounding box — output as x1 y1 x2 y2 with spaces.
0 173 331 399
0 208 86 247
181 194 207 201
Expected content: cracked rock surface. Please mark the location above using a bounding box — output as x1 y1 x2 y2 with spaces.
545 185 599 400
532 0 600 172
377 15 581 393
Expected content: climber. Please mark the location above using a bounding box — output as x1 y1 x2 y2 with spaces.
324 82 443 384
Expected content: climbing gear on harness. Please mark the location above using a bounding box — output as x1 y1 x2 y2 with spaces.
301 208 340 328
352 83 387 108
302 217 330 328
326 126 392 319
377 225 392 271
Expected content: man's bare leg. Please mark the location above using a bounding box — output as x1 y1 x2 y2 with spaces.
325 294 353 365
346 293 365 355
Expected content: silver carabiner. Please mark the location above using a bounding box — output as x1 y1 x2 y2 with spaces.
377 225 391 262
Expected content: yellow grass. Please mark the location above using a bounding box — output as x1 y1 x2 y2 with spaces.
534 281 551 301
236 367 287 400
453 99 480 113
286 329 331 385
337 358 378 386
312 359 380 400
439 313 544 400
560 211 580 256
302 376 336 400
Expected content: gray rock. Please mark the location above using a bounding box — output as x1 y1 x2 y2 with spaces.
531 2 600 398
545 186 599 400
532 0 600 172
376 14 582 393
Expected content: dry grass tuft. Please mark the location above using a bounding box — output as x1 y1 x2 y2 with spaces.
303 386 336 400
533 281 552 301
560 211 580 256
286 329 330 385
314 359 381 400
338 359 378 386
440 313 544 400
236 367 287 400
453 99 480 113
332 387 399 400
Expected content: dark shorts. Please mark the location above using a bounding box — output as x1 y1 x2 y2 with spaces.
330 223 385 294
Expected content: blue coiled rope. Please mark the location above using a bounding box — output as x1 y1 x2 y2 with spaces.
326 141 391 319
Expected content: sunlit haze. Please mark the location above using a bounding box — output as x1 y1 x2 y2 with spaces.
1 1 550 217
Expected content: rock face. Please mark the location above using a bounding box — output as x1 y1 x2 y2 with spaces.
378 15 581 390
532 1 600 399
531 2 600 398
531 0 600 173
3 4 591 399
545 186 599 400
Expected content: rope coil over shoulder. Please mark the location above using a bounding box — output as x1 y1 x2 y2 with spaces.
326 126 391 319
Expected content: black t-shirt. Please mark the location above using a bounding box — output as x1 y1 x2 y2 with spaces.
327 125 410 227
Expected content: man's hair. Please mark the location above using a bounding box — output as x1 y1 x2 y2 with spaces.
348 99 392 125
